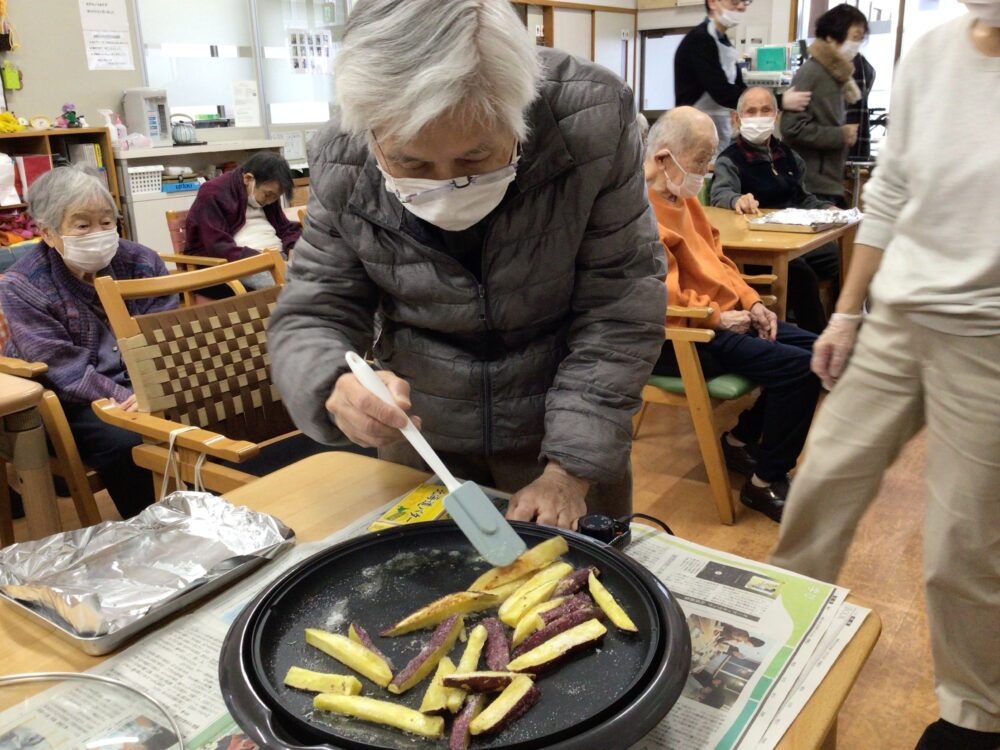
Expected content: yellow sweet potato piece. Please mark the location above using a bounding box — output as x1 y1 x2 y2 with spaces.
468 675 540 736
419 656 456 715
498 562 573 627
388 615 465 694
447 623 488 713
283 666 362 695
305 628 393 688
511 596 567 647
507 618 608 674
313 693 445 739
588 571 638 633
381 591 499 637
477 574 532 602
469 535 569 592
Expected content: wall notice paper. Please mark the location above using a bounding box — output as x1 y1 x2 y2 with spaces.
276 130 306 162
233 80 262 129
0 506 868 750
79 0 134 71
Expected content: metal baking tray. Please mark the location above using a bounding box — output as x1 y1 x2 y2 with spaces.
0 492 294 655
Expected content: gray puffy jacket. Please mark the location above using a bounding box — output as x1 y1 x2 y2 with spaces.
269 49 667 484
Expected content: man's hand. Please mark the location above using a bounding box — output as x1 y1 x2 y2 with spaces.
841 124 859 147
110 394 138 412
812 313 862 389
506 462 590 530
781 86 812 112
326 371 419 448
717 310 752 334
734 193 760 215
749 302 778 341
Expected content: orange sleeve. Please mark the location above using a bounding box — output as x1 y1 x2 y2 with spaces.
710 223 762 310
664 236 721 328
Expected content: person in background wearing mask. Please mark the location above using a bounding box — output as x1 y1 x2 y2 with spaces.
674 0 812 157
184 150 300 291
771 6 1000 748
644 107 820 522
710 86 841 333
781 4 869 206
268 0 667 530
0 167 178 518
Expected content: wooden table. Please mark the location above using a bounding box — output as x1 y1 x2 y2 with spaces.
704 206 859 320
0 453 880 748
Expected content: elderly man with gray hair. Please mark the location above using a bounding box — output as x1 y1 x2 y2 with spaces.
710 86 841 333
269 0 666 529
644 107 821 521
0 167 178 518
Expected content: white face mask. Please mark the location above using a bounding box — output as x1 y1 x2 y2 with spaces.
840 39 862 59
247 178 263 209
739 116 776 144
963 0 1000 26
662 152 707 200
379 156 518 232
60 229 119 274
715 7 744 28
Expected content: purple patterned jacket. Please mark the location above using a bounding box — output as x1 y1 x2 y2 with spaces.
1 240 178 404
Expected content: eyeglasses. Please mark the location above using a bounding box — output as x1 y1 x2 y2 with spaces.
725 0 753 7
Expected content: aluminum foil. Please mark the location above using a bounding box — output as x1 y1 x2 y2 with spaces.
0 492 293 637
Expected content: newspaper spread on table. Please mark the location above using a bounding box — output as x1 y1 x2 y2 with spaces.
0 506 868 750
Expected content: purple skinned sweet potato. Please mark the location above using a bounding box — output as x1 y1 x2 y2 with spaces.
552 566 600 598
388 615 464 694
481 617 510 671
449 694 486 750
468 675 540 736
512 606 602 659
442 671 521 693
538 594 593 626
507 619 607 675
348 622 395 670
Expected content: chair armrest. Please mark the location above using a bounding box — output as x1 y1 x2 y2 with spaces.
161 254 228 267
758 294 778 307
0 356 48 378
92 399 260 463
741 274 777 285
666 327 715 344
667 305 714 320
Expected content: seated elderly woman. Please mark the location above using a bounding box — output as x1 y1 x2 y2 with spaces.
0 167 178 518
184 151 300 291
645 107 821 521
269 0 666 529
710 86 841 333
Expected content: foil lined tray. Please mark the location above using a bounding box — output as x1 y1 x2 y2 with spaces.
0 492 293 655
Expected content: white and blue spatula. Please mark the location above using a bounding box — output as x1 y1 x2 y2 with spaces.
345 352 527 566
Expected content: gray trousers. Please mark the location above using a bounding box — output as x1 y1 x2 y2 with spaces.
771 305 1000 731
379 442 632 520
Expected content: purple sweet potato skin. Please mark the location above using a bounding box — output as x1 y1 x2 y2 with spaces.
476 683 541 735
449 694 486 750
389 615 459 690
538 594 593 626
481 617 510 671
442 672 518 692
512 606 602 658
350 622 395 670
513 633 605 675
552 566 599 598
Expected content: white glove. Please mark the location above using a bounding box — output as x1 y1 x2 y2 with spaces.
812 313 862 390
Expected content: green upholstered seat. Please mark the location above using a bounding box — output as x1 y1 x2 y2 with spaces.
646 373 755 401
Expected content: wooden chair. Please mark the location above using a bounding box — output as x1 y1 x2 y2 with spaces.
633 278 777 525
91 254 304 495
0 353 104 546
162 209 246 305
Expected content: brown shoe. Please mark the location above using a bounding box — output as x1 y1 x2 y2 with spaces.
740 475 789 523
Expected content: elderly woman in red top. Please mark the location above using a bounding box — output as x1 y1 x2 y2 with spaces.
184 151 300 290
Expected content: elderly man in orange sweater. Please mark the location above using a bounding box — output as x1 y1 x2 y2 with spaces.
644 107 822 521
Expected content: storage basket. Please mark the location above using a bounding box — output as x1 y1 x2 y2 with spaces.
126 165 164 195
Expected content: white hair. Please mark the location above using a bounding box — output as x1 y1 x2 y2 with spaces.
28 166 118 231
635 113 650 145
645 108 718 159
736 86 778 114
335 0 542 143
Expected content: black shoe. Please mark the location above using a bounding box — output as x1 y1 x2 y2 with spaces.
916 720 1000 750
740 475 789 523
721 433 759 477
